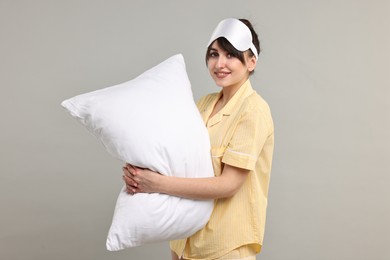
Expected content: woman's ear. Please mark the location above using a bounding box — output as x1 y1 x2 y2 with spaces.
247 55 257 72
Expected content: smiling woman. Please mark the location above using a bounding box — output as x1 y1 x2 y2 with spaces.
2 1 388 259
205 40 256 117
204 19 259 125
123 18 275 260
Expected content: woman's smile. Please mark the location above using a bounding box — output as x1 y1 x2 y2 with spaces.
215 70 231 78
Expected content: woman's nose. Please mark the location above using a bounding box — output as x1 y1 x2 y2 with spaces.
216 56 226 68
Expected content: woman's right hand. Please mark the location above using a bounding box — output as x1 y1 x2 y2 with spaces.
122 164 163 195
122 164 138 195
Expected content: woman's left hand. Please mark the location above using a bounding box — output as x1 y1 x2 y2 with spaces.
122 164 162 195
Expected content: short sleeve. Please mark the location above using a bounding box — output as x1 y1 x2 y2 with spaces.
222 104 272 171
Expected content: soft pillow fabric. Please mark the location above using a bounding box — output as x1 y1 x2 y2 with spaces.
61 54 214 250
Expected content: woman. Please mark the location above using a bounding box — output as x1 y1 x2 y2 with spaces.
123 18 274 260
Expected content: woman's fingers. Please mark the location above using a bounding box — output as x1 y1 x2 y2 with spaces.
122 166 141 195
122 174 137 186
123 166 136 178
123 175 139 194
126 163 137 173
122 164 157 194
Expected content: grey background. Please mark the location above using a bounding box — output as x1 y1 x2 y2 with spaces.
1 0 389 259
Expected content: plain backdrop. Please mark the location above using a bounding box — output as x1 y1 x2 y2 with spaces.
1 1 389 259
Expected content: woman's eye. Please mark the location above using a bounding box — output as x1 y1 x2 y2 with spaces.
209 52 218 57
227 53 234 58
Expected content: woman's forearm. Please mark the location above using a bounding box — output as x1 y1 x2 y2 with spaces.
156 165 249 200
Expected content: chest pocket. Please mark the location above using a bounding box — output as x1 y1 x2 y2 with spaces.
210 147 226 177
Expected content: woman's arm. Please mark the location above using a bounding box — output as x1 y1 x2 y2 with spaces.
122 164 249 200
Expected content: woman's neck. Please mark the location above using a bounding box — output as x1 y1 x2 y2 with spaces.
219 78 248 107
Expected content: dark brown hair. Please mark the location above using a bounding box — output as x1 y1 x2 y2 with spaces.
205 18 261 66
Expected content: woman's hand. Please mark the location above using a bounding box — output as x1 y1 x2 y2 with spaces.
122 164 162 195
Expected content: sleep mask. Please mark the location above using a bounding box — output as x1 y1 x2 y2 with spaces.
207 18 258 59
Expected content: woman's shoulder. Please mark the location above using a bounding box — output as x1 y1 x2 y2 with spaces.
244 91 271 114
240 90 274 130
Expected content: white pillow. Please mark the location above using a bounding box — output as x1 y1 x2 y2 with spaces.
61 54 214 250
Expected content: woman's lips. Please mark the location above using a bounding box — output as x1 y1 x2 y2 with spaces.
215 71 230 78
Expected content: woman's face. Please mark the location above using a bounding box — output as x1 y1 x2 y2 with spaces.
207 41 256 90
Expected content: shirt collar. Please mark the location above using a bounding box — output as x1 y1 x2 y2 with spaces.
218 79 254 116
206 79 254 127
